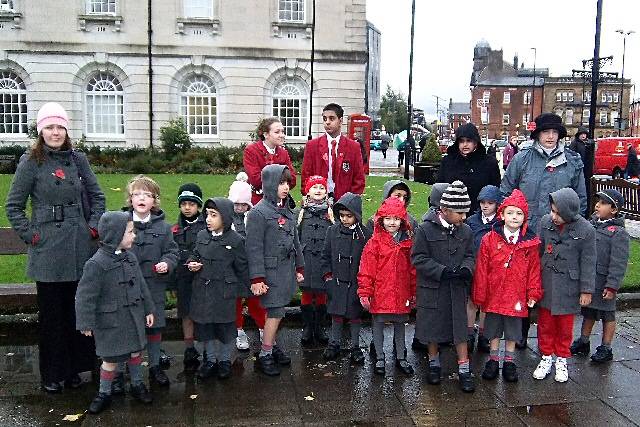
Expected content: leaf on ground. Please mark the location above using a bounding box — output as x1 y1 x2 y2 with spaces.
190 394 198 400
316 363 327 369
304 394 315 401
5 353 14 356
62 412 85 421
141 361 149 367
109 187 122 191
323 372 334 377
49 409 53 413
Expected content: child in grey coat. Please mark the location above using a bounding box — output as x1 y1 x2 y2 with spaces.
570 189 630 363
187 197 251 380
76 211 155 414
246 164 304 376
534 188 596 383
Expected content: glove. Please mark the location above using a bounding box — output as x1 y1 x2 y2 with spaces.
31 233 40 246
457 267 472 281
441 267 459 281
89 227 99 239
359 296 370 311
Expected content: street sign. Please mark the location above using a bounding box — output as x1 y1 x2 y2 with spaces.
527 121 536 131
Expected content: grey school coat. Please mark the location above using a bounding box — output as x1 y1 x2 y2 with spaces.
5 146 105 282
298 204 333 292
321 193 372 319
412 209 475 345
189 197 250 324
129 209 179 328
587 215 629 312
538 188 596 315
75 211 154 358
246 164 304 309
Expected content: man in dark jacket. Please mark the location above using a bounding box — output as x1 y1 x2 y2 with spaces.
626 144 640 179
437 123 501 214
569 126 591 194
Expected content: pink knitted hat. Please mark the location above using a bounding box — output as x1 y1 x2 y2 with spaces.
228 173 252 207
36 102 69 133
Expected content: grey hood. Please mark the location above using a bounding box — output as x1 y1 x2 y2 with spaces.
261 164 288 205
429 182 450 208
204 197 234 231
98 211 131 251
549 188 581 223
382 180 411 206
333 192 363 222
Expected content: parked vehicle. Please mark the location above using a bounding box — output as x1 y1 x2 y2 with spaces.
370 139 382 151
594 137 640 178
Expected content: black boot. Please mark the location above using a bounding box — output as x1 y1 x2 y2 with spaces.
130 383 153 404
570 338 591 356
458 372 475 393
481 359 499 380
197 361 218 379
183 347 201 369
323 343 341 361
591 345 613 363
350 347 365 364
256 353 280 376
515 317 530 349
88 392 112 414
502 361 519 382
426 365 441 385
149 366 170 386
272 345 291 366
300 304 315 346
314 305 330 345
159 349 171 369
111 373 125 396
217 361 232 379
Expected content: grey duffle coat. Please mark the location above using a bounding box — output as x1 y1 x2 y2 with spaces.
412 210 476 345
298 205 333 292
5 147 105 282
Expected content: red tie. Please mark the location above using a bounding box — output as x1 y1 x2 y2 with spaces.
331 138 338 175
508 236 514 244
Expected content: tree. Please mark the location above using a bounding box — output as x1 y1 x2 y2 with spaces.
160 118 192 158
379 85 408 134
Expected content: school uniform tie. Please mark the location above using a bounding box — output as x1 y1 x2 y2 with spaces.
508 236 514 244
331 138 339 178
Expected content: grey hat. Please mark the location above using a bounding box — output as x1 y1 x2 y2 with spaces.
596 189 625 211
439 180 471 213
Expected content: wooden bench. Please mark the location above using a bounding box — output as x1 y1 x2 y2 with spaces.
591 177 640 220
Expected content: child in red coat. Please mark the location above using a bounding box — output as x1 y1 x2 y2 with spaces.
472 189 543 382
358 198 416 376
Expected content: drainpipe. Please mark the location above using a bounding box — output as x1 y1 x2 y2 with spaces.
307 0 315 140
147 0 154 149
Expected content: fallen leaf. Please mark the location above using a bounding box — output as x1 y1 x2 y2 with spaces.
62 412 85 421
323 372 334 377
6 353 14 356
141 361 149 367
190 394 198 400
109 187 122 191
316 363 327 369
304 395 315 401
49 409 54 413
628 346 635 349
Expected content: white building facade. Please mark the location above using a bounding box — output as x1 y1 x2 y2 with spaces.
0 0 367 147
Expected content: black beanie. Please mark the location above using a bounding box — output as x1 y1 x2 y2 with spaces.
455 123 481 144
177 183 203 207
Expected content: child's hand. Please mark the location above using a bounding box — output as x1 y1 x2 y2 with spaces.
154 262 169 274
602 289 615 300
146 314 154 327
527 299 536 308
359 296 370 310
187 262 203 272
579 293 592 306
296 272 304 283
81 330 92 337
251 282 269 296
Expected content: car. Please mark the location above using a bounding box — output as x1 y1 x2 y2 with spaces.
370 139 382 151
594 137 640 178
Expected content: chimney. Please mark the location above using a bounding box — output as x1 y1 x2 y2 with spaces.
513 54 519 70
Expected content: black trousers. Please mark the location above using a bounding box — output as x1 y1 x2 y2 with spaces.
36 281 96 383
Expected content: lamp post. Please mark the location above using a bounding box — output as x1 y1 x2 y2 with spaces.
615 29 634 136
404 0 416 180
530 47 537 122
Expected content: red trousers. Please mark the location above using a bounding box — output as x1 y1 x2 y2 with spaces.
537 307 574 358
235 297 266 329
300 290 327 306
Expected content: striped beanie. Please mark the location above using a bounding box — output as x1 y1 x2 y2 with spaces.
439 181 471 213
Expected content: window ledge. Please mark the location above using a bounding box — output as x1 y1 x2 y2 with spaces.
0 11 22 29
271 21 312 38
78 14 123 32
176 17 220 35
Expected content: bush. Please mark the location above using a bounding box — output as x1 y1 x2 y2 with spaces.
421 135 442 164
160 118 192 159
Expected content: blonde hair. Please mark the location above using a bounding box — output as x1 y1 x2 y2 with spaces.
126 174 161 211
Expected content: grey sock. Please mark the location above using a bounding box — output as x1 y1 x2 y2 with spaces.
128 360 143 386
458 360 470 374
428 353 440 368
98 368 114 394
393 322 406 358
602 343 612 350
217 339 233 362
204 341 216 362
504 350 515 361
490 349 500 360
330 318 343 346
147 341 161 368
372 319 385 358
349 322 361 349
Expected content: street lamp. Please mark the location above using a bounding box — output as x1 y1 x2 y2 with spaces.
615 29 634 136
530 47 537 122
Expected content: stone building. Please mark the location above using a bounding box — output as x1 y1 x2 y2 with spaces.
0 0 367 148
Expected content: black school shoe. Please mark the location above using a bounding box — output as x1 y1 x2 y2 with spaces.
183 347 201 369
41 381 63 394
323 344 341 361
570 339 591 356
64 374 83 389
149 366 170 386
217 361 232 379
458 372 475 393
426 365 441 385
502 361 518 382
159 349 171 369
350 347 365 364
197 361 218 379
481 359 499 380
130 383 153 404
88 392 112 414
477 335 491 353
111 373 125 395
272 345 291 366
256 354 280 376
591 345 613 363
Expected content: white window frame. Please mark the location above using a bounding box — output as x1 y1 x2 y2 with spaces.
601 92 607 103
84 72 125 138
562 92 568 102
278 0 305 23
183 0 213 18
502 113 510 125
583 109 590 124
483 91 490 103
503 92 510 104
0 70 27 135
0 0 15 12
556 92 562 102
180 74 218 137
568 92 574 102
272 77 308 138
607 93 613 103
86 0 116 15
613 92 619 103
524 91 531 105
565 109 573 125
610 110 618 126
522 113 530 125
481 107 488 125
600 111 608 126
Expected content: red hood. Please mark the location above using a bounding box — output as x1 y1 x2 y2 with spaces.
374 197 410 232
498 189 530 235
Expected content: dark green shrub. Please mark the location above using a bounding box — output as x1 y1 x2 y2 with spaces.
160 118 192 159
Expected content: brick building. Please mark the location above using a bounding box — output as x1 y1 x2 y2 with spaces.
448 98 470 134
630 99 640 137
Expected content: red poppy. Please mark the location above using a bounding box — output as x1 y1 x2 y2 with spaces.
171 224 180 234
607 226 617 233
546 244 553 254
546 166 555 173
53 169 65 179
277 217 286 226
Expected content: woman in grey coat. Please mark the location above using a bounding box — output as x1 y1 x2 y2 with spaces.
5 102 105 393
246 164 304 376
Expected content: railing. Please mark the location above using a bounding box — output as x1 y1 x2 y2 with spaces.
591 177 640 220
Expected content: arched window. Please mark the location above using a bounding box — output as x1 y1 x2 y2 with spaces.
180 75 217 136
272 77 308 137
85 72 124 136
0 71 27 134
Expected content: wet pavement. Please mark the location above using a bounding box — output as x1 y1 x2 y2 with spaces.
2 310 640 426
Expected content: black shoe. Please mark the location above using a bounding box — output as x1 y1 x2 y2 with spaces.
256 354 280 376
323 344 341 361
41 381 63 394
502 361 518 382
590 345 613 363
159 349 171 369
411 337 428 351
183 347 201 368
350 347 365 365
395 359 414 376
88 392 112 414
314 305 330 345
426 365 441 385
467 333 476 353
64 374 83 389
458 372 475 393
272 345 291 366
130 383 153 404
481 359 499 380
217 361 232 380
111 373 125 396
570 339 591 356
300 305 315 345
374 359 385 376
149 366 170 386
197 361 218 379
477 335 490 353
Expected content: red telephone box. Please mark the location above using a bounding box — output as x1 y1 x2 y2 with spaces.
348 114 372 175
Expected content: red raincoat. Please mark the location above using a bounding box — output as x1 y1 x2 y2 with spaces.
243 141 297 206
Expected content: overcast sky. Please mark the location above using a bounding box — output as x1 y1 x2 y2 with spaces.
366 0 639 120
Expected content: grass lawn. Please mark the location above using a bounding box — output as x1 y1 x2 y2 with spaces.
0 173 638 291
